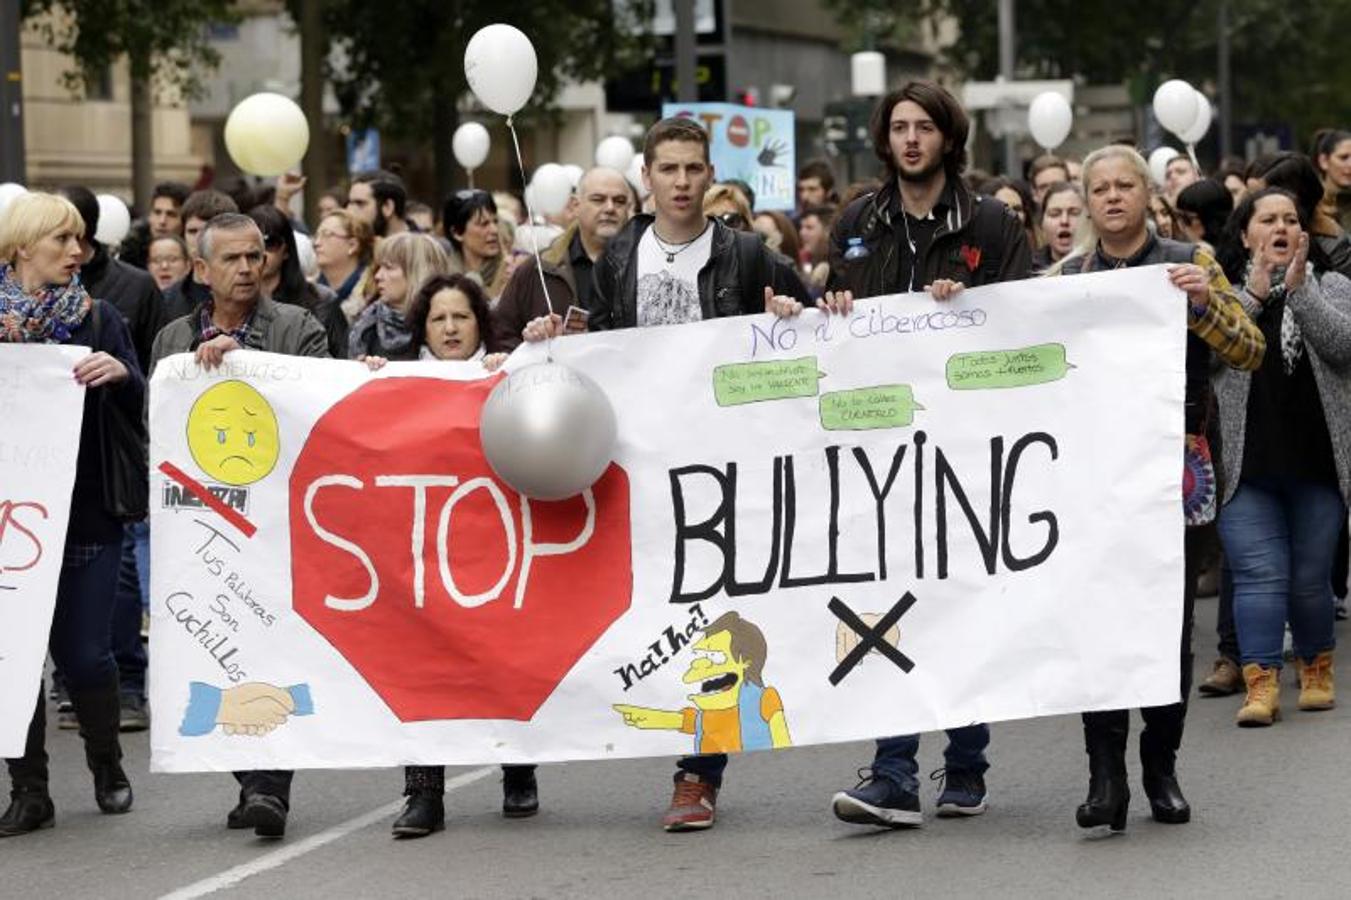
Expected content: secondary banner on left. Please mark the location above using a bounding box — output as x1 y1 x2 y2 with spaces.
0 345 89 756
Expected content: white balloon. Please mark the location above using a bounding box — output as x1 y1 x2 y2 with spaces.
1148 146 1180 186
224 92 310 177
452 122 491 171
480 362 618 501
0 182 28 218
294 231 318 280
562 164 584 189
595 136 636 172
1027 92 1073 150
95 194 132 245
625 154 647 197
464 24 538 116
1179 91 1213 145
530 163 574 216
1152 79 1200 137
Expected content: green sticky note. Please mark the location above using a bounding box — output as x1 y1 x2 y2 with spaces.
819 385 923 430
713 357 823 406
945 343 1075 390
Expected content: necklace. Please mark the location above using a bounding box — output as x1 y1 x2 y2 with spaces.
651 223 708 264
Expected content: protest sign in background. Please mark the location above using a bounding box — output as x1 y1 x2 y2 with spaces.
149 266 1185 772
0 345 88 756
662 101 795 211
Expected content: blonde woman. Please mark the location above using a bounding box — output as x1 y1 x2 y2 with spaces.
347 232 449 359
702 183 753 232
313 209 375 322
1047 146 1265 834
0 193 144 836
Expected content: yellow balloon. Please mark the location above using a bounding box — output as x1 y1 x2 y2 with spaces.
224 92 310 177
186 381 281 486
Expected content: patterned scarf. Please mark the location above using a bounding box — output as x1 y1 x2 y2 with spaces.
1244 260 1312 375
0 263 92 343
349 300 412 359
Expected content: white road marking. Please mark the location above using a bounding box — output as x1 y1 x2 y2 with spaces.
158 766 497 900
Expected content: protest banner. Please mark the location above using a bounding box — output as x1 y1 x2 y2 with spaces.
149 266 1185 772
662 101 795 211
0 345 89 756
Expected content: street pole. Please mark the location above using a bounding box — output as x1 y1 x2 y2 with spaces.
674 0 697 103
997 0 1018 177
0 0 26 184
1218 0 1233 159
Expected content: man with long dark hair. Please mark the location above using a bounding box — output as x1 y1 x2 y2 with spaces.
824 80 1030 830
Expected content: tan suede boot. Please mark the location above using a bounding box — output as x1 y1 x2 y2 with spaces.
1236 664 1281 727
1296 652 1336 711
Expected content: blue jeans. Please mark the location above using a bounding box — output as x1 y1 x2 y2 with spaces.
871 726 990 793
1219 476 1344 668
49 542 122 690
113 520 149 699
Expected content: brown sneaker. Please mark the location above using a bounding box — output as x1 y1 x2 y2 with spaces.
1296 652 1336 711
1198 657 1243 696
662 774 717 832
1236 663 1281 727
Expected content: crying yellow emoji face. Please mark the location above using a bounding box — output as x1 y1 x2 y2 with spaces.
185 381 280 486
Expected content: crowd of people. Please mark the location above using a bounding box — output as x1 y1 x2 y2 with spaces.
1 79 1348 845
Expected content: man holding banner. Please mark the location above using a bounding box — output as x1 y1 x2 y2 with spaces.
527 116 819 831
809 80 1032 829
149 212 328 839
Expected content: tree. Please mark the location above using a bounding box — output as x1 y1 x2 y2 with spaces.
22 0 236 208
825 0 1351 153
296 0 653 199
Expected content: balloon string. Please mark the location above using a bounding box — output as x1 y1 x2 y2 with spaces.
1186 143 1202 176
507 116 557 363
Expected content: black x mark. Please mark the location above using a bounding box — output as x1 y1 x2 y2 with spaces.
828 592 917 686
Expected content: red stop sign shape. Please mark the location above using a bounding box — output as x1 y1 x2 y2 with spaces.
289 376 632 722
727 115 750 148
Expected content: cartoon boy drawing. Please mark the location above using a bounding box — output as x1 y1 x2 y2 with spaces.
614 612 791 752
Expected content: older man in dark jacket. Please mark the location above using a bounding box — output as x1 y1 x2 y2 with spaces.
149 212 327 840
494 167 634 351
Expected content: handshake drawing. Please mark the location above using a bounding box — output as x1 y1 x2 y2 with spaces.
179 681 315 737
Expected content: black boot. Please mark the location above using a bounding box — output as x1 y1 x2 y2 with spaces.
1 691 55 838
392 766 444 838
1077 713 1129 834
68 681 132 814
1140 705 1191 824
502 765 538 818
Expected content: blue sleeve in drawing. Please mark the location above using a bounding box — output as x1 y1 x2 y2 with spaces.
179 682 222 736
288 684 314 716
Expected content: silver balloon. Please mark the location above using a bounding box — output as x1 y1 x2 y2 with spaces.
480 362 618 501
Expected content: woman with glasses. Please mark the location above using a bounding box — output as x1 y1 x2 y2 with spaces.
146 234 192 292
313 209 375 320
702 184 753 233
443 189 508 300
248 205 349 359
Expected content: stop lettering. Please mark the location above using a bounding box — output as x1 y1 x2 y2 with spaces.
727 114 751 148
289 376 632 722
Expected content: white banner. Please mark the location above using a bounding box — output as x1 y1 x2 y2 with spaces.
149 266 1186 772
0 345 88 756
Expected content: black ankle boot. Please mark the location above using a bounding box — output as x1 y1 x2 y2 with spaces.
393 766 445 838
1140 718 1190 824
1077 718 1129 833
2 688 54 837
502 765 538 818
69 681 133 814
1140 752 1191 824
0 790 55 838
392 791 444 837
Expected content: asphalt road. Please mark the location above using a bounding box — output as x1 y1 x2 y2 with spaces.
3 594 1347 900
